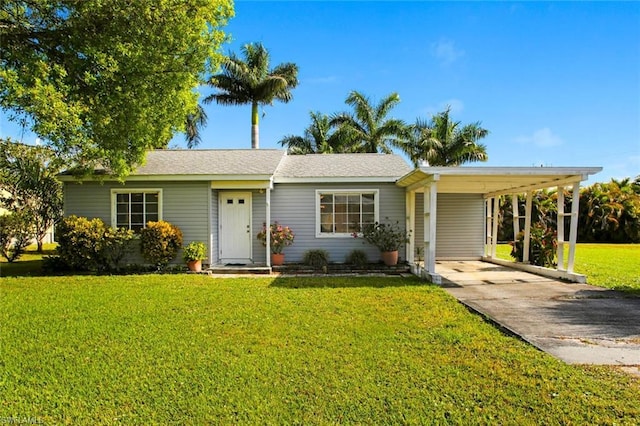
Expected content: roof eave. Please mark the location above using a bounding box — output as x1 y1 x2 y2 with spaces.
59 174 275 182
273 176 401 184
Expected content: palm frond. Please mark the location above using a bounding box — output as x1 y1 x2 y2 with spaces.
184 104 208 149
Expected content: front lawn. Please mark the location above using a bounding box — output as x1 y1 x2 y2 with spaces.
496 243 640 293
0 243 57 277
1 275 638 424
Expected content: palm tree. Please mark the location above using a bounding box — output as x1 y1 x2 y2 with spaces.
330 91 407 154
184 104 208 149
403 118 441 167
414 107 489 166
278 111 351 154
205 42 299 149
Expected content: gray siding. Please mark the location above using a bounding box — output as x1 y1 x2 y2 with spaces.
413 193 484 259
435 193 484 259
210 190 218 264
251 191 267 263
414 193 425 259
64 180 211 264
269 182 406 263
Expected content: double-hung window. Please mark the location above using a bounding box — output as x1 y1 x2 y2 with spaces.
316 189 379 237
111 189 162 231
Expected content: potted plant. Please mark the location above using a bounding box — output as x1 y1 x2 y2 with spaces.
182 241 207 272
361 220 410 266
257 222 294 266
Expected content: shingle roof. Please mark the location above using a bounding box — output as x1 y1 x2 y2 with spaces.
61 150 413 181
274 153 412 179
132 149 286 176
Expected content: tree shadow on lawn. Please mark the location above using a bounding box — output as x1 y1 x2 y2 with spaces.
269 275 433 289
0 260 45 277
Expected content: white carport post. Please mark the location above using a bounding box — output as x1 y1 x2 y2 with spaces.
491 197 499 258
423 177 439 281
567 182 581 273
484 197 499 259
556 188 566 270
523 191 533 263
484 199 491 257
405 190 415 267
265 183 271 267
512 194 520 243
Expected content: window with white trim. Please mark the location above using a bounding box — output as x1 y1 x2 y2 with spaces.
316 190 379 236
111 190 162 231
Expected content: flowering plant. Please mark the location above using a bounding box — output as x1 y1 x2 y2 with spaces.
257 222 295 254
510 223 557 267
354 220 410 252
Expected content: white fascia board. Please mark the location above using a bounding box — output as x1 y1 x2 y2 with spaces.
404 174 440 192
396 169 430 188
273 176 399 184
418 166 602 176
482 174 591 198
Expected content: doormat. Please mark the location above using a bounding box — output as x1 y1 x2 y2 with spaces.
225 263 247 266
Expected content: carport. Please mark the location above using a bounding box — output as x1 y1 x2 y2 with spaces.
396 166 602 283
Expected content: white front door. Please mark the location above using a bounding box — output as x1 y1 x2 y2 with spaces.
219 192 252 263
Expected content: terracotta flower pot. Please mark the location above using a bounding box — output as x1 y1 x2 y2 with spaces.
187 259 202 272
381 250 399 266
271 253 285 266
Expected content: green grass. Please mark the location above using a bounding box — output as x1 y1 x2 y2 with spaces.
496 243 640 293
1 275 638 424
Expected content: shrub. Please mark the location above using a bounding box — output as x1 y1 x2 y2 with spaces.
183 241 207 262
101 226 135 272
55 215 105 270
55 215 134 272
346 249 368 267
140 221 183 270
303 249 329 269
0 211 34 262
360 220 410 252
510 223 557 267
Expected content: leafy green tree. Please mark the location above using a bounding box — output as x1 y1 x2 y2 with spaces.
579 178 640 243
410 107 489 166
0 211 34 262
278 111 351 154
0 0 233 177
498 189 558 242
206 42 299 149
0 139 62 252
330 91 407 154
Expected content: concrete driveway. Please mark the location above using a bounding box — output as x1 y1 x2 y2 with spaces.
438 261 640 371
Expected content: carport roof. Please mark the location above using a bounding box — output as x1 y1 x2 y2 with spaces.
396 166 603 196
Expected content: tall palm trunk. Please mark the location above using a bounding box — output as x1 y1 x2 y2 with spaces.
251 101 259 149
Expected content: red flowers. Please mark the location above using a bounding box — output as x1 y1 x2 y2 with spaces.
257 222 295 254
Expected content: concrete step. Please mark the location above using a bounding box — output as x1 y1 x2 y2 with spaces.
208 265 272 275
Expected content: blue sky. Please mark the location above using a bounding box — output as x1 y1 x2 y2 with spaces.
1 1 638 183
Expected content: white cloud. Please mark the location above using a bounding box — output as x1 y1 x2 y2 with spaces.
514 128 564 147
430 38 465 66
